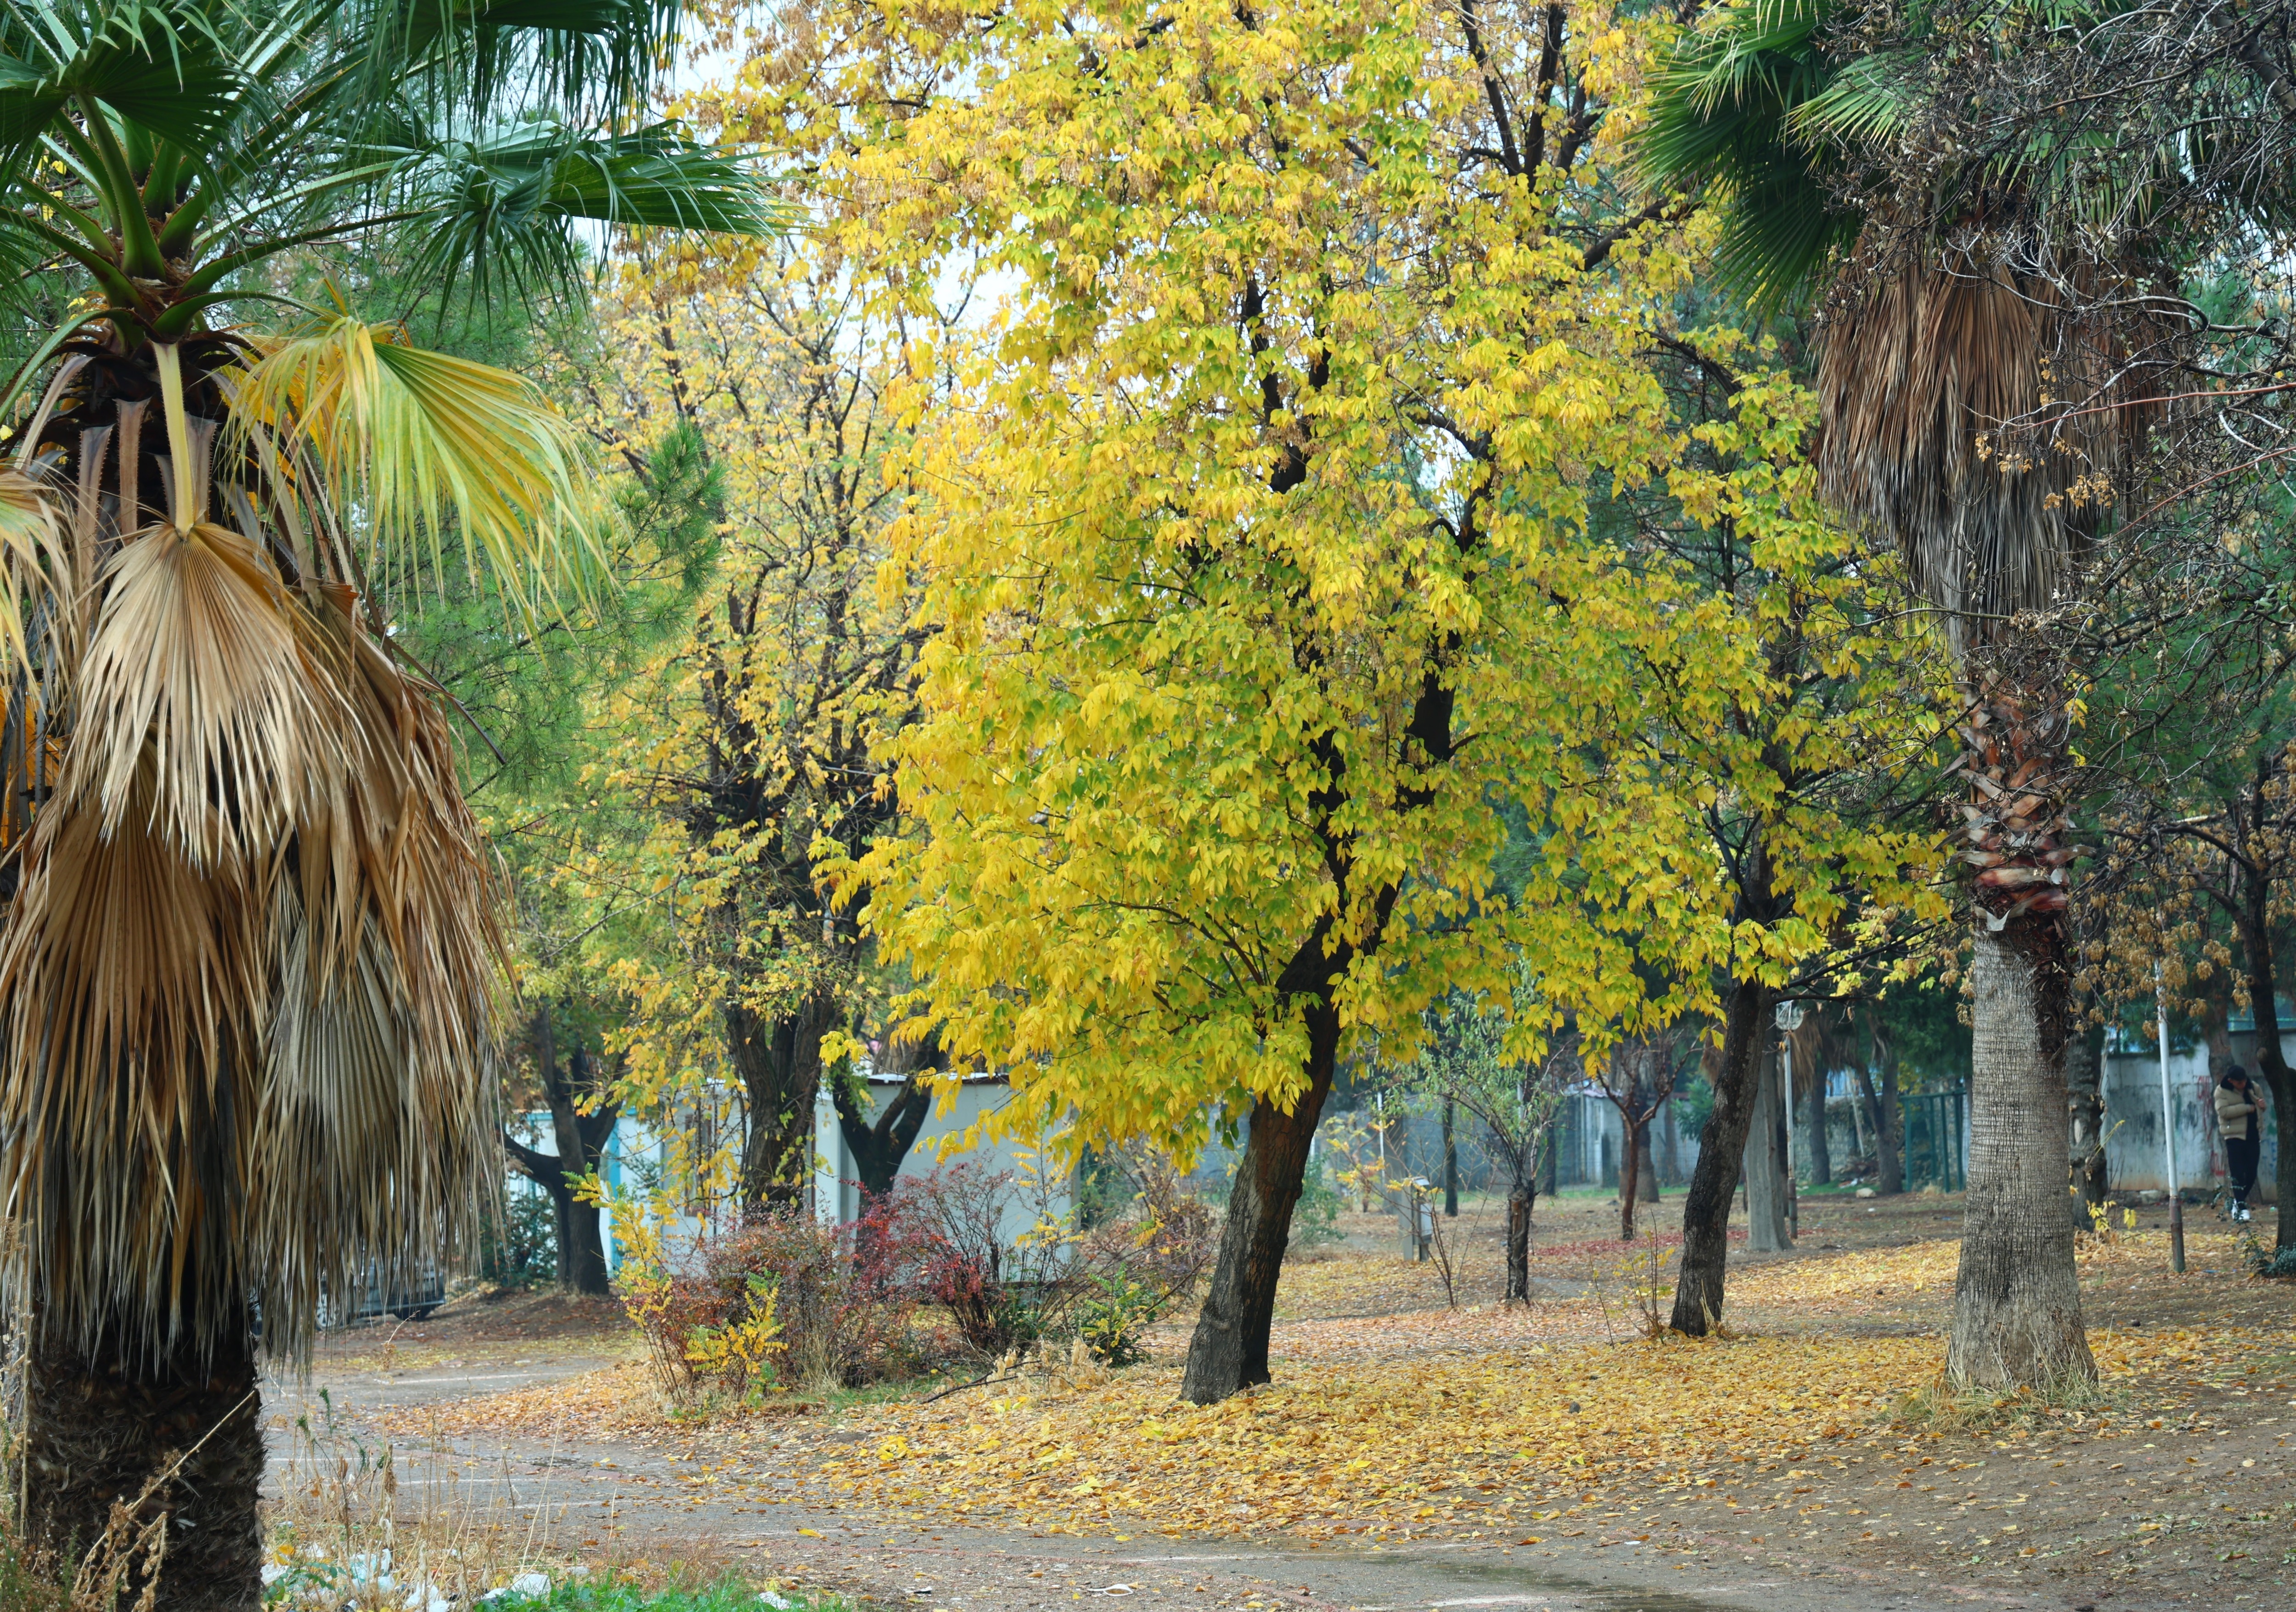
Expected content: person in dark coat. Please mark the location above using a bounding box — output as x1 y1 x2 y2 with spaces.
2216 1067 2264 1224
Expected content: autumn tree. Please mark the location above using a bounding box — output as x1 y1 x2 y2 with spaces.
2079 577 2296 1249
723 0 1954 1403
1396 995 1574 1303
565 246 931 1215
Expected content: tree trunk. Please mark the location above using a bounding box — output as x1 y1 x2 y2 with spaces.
1805 1057 1833 1186
1849 1064 1873 1166
2237 887 2296 1250
1442 1100 1458 1217
1741 1046 1793 1253
560 1180 611 1294
1947 920 2095 1389
1618 1117 1642 1241
1871 1009 1905 1196
731 990 833 1215
1504 1168 1535 1304
1670 976 1771 1335
2065 1016 2108 1230
1182 1001 1338 1404
1635 1120 1660 1202
836 1073 933 1200
504 1005 619 1297
25 1321 264 1610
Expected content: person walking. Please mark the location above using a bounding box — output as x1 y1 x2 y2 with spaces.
2216 1066 2264 1224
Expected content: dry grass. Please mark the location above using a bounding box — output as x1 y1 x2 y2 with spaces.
265 1406 584 1609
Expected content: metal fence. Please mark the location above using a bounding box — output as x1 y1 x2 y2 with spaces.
1899 1090 1969 1192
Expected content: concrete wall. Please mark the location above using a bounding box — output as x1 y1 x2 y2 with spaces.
2104 1040 2280 1202
811 1073 1073 1246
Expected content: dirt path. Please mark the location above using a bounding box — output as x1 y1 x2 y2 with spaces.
281 1200 2293 1612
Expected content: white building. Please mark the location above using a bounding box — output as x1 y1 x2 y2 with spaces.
509 1070 1073 1274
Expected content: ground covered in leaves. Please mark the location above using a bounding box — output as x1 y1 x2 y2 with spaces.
377 1189 2296 1607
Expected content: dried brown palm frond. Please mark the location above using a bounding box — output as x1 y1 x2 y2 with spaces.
0 765 270 1348
1814 236 2167 650
0 328 549 1365
64 523 337 869
252 588 501 1361
0 467 76 680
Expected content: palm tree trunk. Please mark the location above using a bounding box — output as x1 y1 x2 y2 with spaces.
1669 976 1770 1335
1946 919 2095 1388
25 1322 264 1611
1182 1001 1338 1403
1947 678 2095 1390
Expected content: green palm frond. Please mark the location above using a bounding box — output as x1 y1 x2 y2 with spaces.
402 118 784 306
228 318 608 615
0 0 240 162
1636 0 1896 314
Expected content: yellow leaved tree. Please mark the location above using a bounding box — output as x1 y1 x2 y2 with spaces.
713 0 1948 1400
557 242 949 1215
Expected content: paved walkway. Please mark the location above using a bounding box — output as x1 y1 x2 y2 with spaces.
260 1362 2079 1612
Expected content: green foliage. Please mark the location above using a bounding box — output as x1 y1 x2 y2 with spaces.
1673 1072 1717 1143
1073 1273 1165 1368
481 1189 559 1289
1289 1154 1347 1249
2237 1225 2296 1280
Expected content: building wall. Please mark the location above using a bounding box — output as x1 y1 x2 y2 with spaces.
509 1075 1075 1276
812 1075 1074 1248
2104 1040 2280 1202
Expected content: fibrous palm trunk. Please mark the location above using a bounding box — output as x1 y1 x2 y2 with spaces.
25 1322 264 1610
1945 684 2093 1389
1181 1001 1338 1403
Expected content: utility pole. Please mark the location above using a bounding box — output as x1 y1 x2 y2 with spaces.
1776 1000 1806 1239
2155 970 2185 1274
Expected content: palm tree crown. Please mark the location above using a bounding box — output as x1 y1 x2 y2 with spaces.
0 0 771 1365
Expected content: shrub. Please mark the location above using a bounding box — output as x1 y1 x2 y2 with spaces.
702 1210 933 1390
480 1190 558 1289
1072 1272 1163 1367
895 1154 1219 1367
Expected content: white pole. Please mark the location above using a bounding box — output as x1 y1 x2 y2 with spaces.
2155 969 2186 1273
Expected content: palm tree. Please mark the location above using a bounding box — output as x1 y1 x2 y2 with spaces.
0 1 769 1601
1638 0 2160 1390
